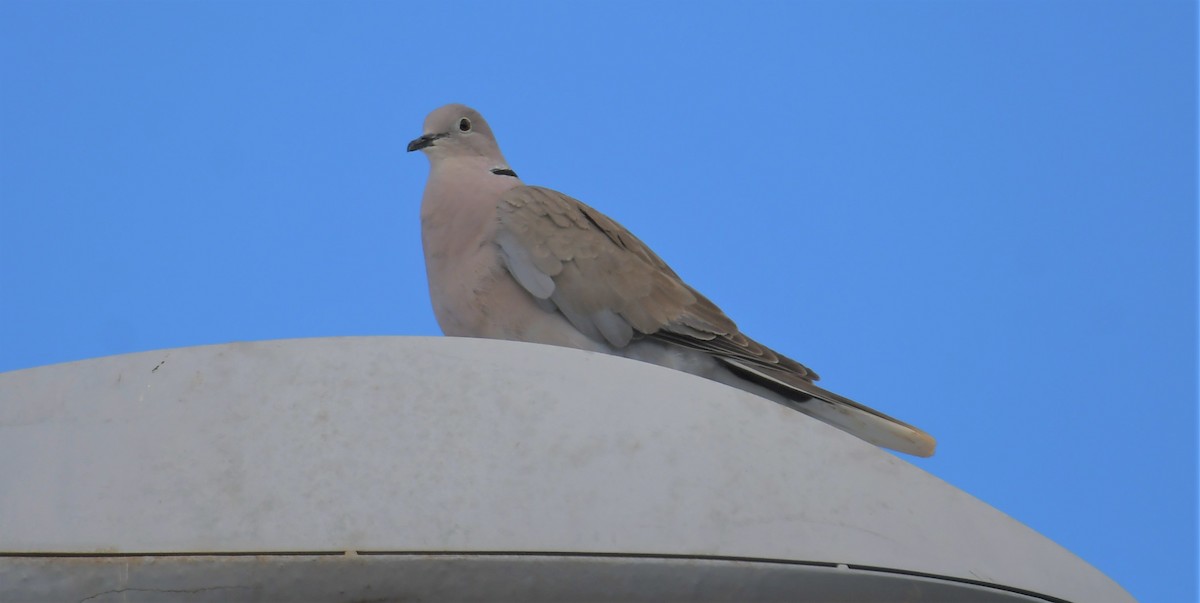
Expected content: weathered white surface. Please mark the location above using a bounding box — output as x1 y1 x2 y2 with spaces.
0 337 1132 602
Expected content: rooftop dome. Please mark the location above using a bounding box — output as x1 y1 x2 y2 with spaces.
0 337 1133 602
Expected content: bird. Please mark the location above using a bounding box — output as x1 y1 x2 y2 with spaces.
407 103 936 457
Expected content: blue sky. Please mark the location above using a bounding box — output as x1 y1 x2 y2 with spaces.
1 1 1194 600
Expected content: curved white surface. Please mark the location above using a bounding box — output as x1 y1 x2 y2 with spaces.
0 337 1131 602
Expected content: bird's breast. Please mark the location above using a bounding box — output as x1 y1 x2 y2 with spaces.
420 202 503 338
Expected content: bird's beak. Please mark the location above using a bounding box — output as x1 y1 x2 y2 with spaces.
407 133 446 152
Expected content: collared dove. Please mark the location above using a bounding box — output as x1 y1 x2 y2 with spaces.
407 103 936 458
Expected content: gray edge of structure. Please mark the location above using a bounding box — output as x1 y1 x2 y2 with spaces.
0 336 1135 603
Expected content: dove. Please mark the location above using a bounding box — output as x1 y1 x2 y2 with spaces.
407 104 936 457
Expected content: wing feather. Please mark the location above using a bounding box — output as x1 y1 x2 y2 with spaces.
494 184 936 457
495 184 812 376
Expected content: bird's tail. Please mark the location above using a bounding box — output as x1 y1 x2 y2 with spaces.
719 358 937 457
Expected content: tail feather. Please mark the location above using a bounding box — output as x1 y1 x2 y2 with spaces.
719 357 937 457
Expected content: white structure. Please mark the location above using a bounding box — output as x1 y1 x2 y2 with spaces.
0 337 1133 602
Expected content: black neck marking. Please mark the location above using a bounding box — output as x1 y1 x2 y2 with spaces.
491 168 519 178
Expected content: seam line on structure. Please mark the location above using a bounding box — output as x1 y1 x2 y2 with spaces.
0 550 1075 602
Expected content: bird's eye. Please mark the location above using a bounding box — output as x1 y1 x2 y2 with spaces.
458 118 472 132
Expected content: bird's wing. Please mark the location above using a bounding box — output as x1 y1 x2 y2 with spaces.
495 185 813 375
495 185 935 457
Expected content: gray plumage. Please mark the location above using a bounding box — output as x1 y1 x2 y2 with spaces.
408 104 936 457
